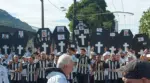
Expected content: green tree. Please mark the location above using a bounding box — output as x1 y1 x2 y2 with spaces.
139 8 150 37
66 0 115 32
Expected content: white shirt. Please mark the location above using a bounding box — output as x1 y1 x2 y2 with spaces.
47 72 68 83
0 65 9 83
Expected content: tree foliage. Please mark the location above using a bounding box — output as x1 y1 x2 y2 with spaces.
66 0 115 32
139 8 150 37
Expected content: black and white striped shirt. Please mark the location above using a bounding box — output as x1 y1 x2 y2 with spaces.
47 60 56 68
107 60 120 80
26 63 39 82
10 62 22 81
38 60 49 79
93 61 106 81
77 55 90 74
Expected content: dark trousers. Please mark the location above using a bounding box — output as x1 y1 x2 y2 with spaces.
118 78 123 83
68 72 78 83
94 80 105 83
68 79 73 83
37 78 47 83
77 73 89 83
8 75 11 83
22 76 27 83
90 75 94 83
28 81 36 83
108 80 118 83
105 76 109 83
12 80 21 83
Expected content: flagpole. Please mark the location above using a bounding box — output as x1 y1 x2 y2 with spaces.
41 0 44 28
72 0 77 42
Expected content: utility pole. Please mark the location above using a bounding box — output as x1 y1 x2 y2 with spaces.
72 0 77 42
41 0 44 28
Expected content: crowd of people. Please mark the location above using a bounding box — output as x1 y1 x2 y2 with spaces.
0 48 150 83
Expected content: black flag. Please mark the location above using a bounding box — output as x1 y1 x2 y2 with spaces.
108 32 119 54
12 30 28 56
53 26 70 53
118 29 133 52
91 28 109 54
132 34 149 55
0 32 12 55
74 21 90 47
35 28 52 54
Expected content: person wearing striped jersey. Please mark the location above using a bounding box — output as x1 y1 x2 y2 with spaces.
92 55 108 83
103 51 111 83
8 55 22 83
23 56 39 83
89 52 96 83
76 48 91 83
107 53 120 83
37 52 49 83
47 53 55 67
116 53 124 83
21 56 28 83
52 52 62 67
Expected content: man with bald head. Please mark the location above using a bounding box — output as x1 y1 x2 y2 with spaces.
46 54 74 83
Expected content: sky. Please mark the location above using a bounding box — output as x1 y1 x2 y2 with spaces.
0 0 150 35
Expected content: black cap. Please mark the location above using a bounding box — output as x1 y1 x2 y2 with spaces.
119 59 150 79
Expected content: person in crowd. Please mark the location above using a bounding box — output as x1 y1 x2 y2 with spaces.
92 55 108 83
8 55 22 83
68 47 78 83
0 56 10 83
89 52 96 83
107 53 120 83
33 52 40 63
102 51 111 83
47 53 55 67
116 53 124 83
76 48 91 83
21 56 28 83
48 53 54 62
37 52 49 83
119 51 128 66
117 59 150 83
46 54 74 83
23 56 39 83
53 52 62 67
